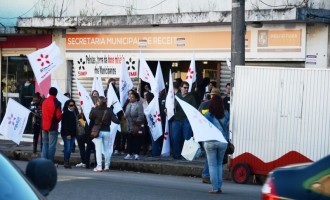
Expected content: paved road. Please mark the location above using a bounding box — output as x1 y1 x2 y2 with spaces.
14 160 262 200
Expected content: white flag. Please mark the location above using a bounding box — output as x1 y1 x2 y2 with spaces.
119 59 133 107
226 58 231 70
161 118 170 157
153 61 165 95
109 122 120 157
165 70 175 119
139 55 156 91
76 78 94 125
0 98 30 144
175 96 228 143
185 55 196 92
92 75 105 97
51 80 69 110
144 97 162 141
107 83 122 114
27 42 63 84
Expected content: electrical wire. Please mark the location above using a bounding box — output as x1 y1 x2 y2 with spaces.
0 0 43 19
259 0 306 8
96 0 168 10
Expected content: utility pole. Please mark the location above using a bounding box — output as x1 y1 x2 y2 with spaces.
231 0 245 88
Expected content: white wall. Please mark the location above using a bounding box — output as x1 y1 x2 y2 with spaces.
305 24 329 68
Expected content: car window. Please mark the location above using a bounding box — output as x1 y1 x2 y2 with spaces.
0 155 40 200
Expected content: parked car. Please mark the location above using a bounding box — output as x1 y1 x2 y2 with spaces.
261 154 330 200
0 152 57 199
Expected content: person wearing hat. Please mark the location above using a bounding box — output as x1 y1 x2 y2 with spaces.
198 88 221 115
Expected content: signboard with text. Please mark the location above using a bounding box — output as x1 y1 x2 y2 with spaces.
73 53 138 78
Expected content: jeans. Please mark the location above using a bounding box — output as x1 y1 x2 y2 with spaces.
62 135 76 161
204 141 227 190
202 158 210 178
94 131 111 169
150 129 162 156
171 118 192 158
42 130 59 162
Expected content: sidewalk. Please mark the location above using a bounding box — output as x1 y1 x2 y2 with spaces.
0 134 231 179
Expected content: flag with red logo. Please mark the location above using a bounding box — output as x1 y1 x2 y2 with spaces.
119 59 133 107
27 42 63 84
144 97 162 141
139 55 157 92
154 61 165 95
0 98 31 144
185 55 196 92
165 70 175 120
76 78 94 125
161 117 170 157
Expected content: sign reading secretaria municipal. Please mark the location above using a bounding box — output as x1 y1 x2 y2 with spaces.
73 53 138 78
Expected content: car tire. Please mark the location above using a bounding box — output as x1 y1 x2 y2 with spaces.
231 163 251 184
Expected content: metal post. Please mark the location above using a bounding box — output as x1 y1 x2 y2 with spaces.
231 0 245 88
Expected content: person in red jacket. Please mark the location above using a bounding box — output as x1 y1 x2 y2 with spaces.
41 87 62 162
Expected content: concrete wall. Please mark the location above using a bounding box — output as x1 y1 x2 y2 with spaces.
305 24 329 68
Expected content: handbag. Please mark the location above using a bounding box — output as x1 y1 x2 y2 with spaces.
90 110 107 138
181 138 201 161
226 140 235 155
76 118 86 137
131 121 146 136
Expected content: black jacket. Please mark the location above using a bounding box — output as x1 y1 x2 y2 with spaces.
89 105 120 132
61 110 77 137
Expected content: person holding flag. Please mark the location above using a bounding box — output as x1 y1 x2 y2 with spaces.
171 81 197 159
41 87 62 162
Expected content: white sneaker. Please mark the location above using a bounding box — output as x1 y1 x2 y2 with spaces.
93 167 103 172
124 154 133 160
134 154 140 160
114 150 119 155
76 162 86 168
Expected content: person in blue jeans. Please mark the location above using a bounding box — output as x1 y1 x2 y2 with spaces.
61 99 78 168
171 81 197 159
203 93 228 194
41 87 62 163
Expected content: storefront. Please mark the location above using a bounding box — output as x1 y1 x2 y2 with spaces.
0 34 52 128
64 24 306 101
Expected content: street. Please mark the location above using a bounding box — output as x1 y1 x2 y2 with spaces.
14 160 262 200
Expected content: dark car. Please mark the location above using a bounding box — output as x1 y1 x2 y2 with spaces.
262 154 330 200
0 152 57 199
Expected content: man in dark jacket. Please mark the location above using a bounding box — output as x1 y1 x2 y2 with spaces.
171 81 197 159
41 87 62 162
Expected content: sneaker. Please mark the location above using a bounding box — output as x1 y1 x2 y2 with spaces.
113 150 119 155
104 168 110 171
124 154 133 160
76 162 86 168
134 154 140 160
93 167 103 172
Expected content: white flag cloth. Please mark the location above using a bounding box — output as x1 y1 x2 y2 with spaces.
144 97 162 141
226 58 231 70
51 80 69 110
76 78 94 125
92 75 105 97
185 55 196 92
165 70 175 119
107 83 122 114
0 98 30 144
27 42 63 84
139 55 157 92
161 118 170 157
119 59 133 107
175 96 228 143
109 123 120 157
154 61 165 95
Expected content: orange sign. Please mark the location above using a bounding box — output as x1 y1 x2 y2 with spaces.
66 32 251 50
258 30 301 47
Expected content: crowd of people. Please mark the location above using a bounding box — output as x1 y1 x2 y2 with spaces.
28 77 231 194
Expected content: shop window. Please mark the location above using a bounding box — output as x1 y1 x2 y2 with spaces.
1 56 35 108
